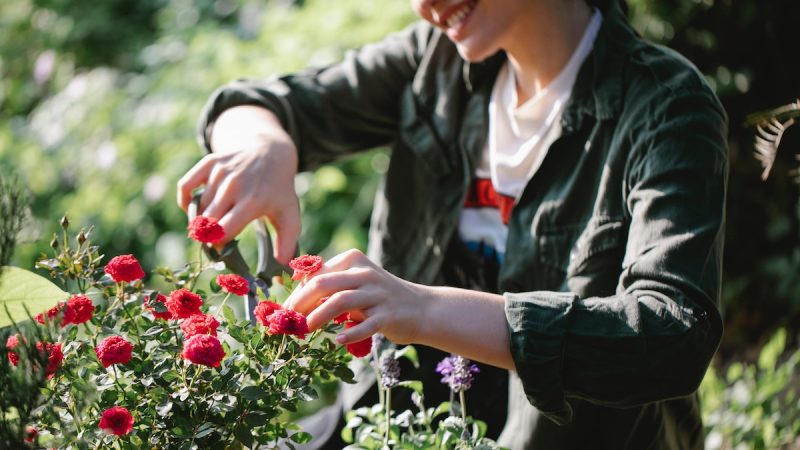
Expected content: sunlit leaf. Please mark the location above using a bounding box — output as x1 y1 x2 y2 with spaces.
0 266 68 328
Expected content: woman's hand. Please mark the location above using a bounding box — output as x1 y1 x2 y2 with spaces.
284 248 515 370
177 106 300 264
284 249 429 345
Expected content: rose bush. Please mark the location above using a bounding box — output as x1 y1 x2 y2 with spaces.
6 218 359 449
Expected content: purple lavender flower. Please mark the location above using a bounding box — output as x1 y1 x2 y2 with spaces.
435 355 480 392
380 353 401 389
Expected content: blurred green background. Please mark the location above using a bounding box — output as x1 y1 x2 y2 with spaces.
1 0 799 446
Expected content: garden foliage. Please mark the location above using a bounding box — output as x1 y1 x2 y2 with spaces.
3 219 355 449
2 0 800 448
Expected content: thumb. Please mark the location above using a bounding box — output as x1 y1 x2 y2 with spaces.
271 200 302 265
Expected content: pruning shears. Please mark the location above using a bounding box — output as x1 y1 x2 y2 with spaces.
187 190 292 324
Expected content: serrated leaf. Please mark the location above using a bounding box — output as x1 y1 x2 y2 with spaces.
222 305 237 324
0 266 69 328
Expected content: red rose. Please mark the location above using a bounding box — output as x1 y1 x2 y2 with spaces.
6 335 19 366
267 309 309 339
216 273 250 296
182 334 225 367
99 406 134 436
288 255 323 281
144 293 173 320
95 336 133 368
345 322 372 358
24 425 37 443
253 301 282 327
65 294 94 324
104 254 145 283
333 312 350 325
165 288 203 319
187 216 225 244
35 302 73 326
180 314 220 338
318 297 349 324
36 342 63 379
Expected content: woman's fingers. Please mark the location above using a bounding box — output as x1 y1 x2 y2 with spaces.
305 289 376 331
270 204 302 264
336 316 382 345
177 154 216 211
216 202 252 244
199 165 228 213
286 266 374 315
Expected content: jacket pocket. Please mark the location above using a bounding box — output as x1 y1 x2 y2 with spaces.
566 220 626 277
536 219 626 293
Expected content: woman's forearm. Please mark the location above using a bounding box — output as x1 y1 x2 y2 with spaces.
416 285 514 370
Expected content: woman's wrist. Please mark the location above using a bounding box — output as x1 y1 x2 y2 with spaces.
414 284 514 370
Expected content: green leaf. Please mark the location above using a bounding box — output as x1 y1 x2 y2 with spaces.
433 401 452 418
341 423 355 444
473 419 488 439
334 365 356 383
0 266 68 328
298 385 319 401
234 423 254 447
397 380 424 395
396 345 419 368
758 328 786 371
222 304 237 324
194 422 216 439
290 431 313 444
245 411 271 427
240 385 269 401
209 278 221 293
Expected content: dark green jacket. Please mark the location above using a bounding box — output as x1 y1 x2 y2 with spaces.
198 2 727 448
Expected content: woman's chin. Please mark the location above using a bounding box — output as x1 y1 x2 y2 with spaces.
455 42 499 64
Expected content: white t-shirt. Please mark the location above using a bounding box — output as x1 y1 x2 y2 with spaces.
458 9 603 261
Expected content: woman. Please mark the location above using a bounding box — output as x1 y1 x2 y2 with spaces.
178 0 727 448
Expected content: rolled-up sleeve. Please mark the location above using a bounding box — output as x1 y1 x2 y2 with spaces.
505 89 727 425
196 21 433 170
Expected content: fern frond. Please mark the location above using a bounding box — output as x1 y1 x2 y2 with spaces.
754 117 795 181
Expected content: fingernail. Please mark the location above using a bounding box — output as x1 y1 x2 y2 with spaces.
335 334 346 344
